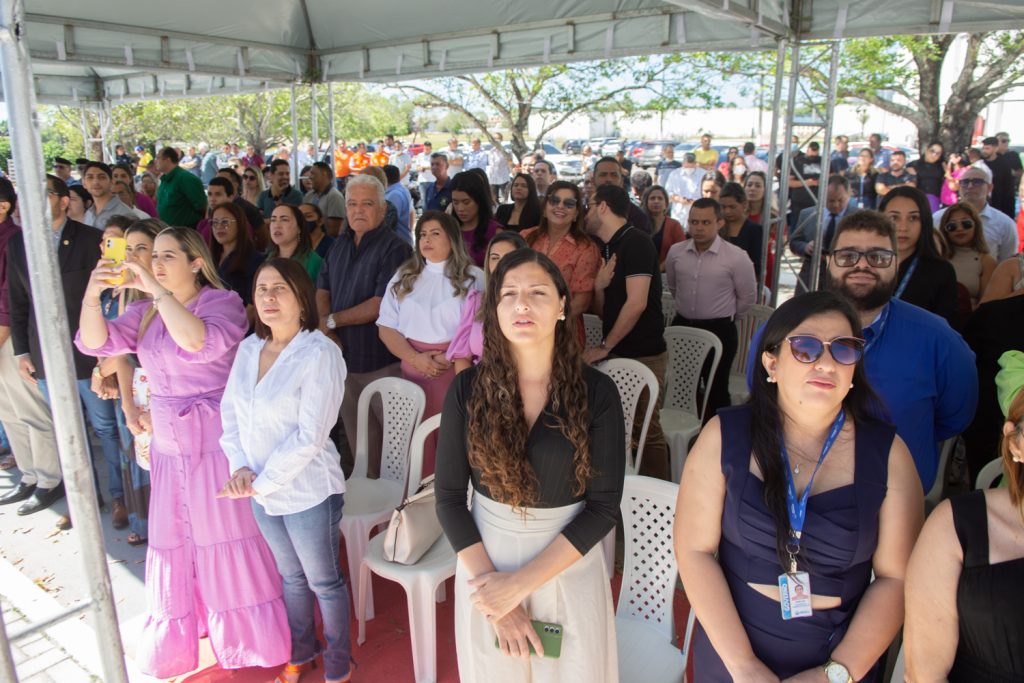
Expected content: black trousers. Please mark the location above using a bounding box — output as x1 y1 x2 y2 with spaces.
672 314 738 422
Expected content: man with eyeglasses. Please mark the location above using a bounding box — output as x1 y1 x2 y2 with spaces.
665 198 756 420
790 175 855 294
932 164 1018 262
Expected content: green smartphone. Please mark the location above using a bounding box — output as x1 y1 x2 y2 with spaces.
494 620 563 659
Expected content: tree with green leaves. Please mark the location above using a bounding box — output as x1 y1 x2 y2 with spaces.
397 55 734 162
801 32 1024 153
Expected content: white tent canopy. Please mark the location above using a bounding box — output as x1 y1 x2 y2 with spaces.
9 0 1024 103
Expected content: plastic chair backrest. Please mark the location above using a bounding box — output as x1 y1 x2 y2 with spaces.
663 326 722 418
975 457 1004 490
661 291 677 328
583 313 604 349
407 414 442 498
732 304 773 375
617 475 680 642
925 436 958 510
599 359 659 474
354 377 426 483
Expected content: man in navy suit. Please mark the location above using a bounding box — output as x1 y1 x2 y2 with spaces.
789 174 854 294
7 175 123 527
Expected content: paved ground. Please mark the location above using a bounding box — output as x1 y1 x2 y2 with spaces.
2 595 97 683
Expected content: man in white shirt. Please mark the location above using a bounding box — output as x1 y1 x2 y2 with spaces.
932 164 1018 262
444 138 464 174
388 140 412 187
664 153 703 223
464 138 489 173
742 142 768 174
414 141 436 210
487 133 511 204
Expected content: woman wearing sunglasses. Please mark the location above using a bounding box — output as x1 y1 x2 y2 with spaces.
241 167 266 206
676 290 923 683
938 202 996 310
521 180 600 348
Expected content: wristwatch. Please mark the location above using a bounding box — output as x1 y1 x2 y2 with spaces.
823 659 853 683
326 314 337 330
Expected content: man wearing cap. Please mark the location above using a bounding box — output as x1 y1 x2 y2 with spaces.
114 145 133 168
134 146 152 174
53 157 79 187
82 162 136 228
75 158 90 180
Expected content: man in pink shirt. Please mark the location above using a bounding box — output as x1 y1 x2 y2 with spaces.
664 197 757 420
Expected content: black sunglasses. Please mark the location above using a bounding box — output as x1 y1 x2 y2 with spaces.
944 219 975 232
547 195 578 209
782 335 865 365
831 247 895 268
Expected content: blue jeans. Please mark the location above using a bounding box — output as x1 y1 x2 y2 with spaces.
252 493 351 679
38 378 123 499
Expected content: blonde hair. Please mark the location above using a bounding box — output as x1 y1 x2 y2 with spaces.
137 227 225 341
392 211 476 301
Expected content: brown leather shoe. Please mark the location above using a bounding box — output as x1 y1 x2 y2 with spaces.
56 514 72 530
111 498 128 530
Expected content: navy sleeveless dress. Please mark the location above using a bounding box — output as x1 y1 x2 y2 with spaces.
692 405 895 681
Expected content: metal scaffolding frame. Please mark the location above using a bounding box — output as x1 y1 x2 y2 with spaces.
0 1 129 681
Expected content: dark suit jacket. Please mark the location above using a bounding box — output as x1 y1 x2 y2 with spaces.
789 203 856 293
7 219 103 380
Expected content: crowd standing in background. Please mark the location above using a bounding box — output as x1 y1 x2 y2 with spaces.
0 127 1020 682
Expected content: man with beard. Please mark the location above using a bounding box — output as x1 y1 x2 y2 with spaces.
747 210 977 493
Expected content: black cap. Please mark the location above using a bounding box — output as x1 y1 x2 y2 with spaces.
982 136 999 146
75 157 90 165
54 157 72 166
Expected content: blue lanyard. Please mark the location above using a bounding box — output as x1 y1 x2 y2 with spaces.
779 409 846 571
894 257 918 299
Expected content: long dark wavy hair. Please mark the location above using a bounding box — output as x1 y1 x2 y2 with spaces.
749 290 882 570
878 185 943 263
451 171 495 253
467 248 593 509
506 172 542 230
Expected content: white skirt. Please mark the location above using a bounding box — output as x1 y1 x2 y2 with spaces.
454 493 618 683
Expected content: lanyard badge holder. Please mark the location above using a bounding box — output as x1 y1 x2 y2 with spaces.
778 410 845 621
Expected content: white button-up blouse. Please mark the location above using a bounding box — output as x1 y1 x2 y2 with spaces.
376 259 484 344
220 329 346 516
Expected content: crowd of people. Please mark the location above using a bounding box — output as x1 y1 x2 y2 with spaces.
0 125 1020 682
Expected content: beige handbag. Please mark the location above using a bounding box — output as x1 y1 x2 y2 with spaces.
382 475 443 565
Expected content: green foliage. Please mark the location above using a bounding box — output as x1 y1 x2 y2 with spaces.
0 136 72 175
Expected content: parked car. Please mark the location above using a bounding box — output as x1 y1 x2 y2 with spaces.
407 142 425 155
636 140 681 168
600 139 625 156
562 138 587 154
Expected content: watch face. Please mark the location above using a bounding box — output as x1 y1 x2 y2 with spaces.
825 662 850 683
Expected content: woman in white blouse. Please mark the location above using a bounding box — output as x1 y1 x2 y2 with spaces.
378 210 484 475
219 257 353 683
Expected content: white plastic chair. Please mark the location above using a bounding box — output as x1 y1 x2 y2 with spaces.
583 313 604 349
728 305 773 405
597 358 659 577
925 436 958 513
342 377 426 620
357 415 456 683
975 457 1004 489
616 475 686 683
661 291 677 329
662 326 722 483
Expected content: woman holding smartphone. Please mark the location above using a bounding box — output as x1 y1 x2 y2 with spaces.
436 248 625 681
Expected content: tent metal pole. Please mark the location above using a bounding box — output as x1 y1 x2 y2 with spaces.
310 82 319 161
290 82 300 184
78 105 90 158
769 40 802 307
327 82 336 169
0 3 129 681
0 596 18 682
759 38 786 302
807 41 842 292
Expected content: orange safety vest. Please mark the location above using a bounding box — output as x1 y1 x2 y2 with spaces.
349 152 370 173
334 149 352 178
370 151 390 167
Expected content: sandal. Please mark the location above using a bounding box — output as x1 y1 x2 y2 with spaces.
330 657 357 683
127 533 148 547
273 659 316 683
0 454 15 471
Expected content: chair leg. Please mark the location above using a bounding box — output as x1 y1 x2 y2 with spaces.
407 578 440 683
344 526 374 621
601 529 615 578
357 561 372 645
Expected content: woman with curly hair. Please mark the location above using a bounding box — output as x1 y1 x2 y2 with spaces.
377 210 483 474
436 248 626 682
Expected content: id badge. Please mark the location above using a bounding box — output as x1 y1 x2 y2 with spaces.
778 571 813 620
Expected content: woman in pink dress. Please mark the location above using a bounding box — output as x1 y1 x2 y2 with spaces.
447 231 527 373
76 227 289 678
377 211 483 475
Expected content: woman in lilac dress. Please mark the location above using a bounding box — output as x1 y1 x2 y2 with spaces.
448 231 527 373
76 227 289 678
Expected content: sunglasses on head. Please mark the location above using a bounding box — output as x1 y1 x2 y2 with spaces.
944 219 975 232
831 247 895 268
782 335 865 365
547 195 578 209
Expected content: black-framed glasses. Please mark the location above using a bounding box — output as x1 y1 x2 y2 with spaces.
960 178 988 187
547 195 578 209
783 335 865 365
944 219 975 232
831 247 895 268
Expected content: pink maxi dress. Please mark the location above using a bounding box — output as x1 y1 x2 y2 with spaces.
76 287 290 678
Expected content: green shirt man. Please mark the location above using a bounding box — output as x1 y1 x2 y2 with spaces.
155 148 207 228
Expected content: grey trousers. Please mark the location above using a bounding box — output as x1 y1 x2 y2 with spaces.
0 337 60 488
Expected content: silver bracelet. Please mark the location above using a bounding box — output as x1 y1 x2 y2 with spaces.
151 290 174 307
